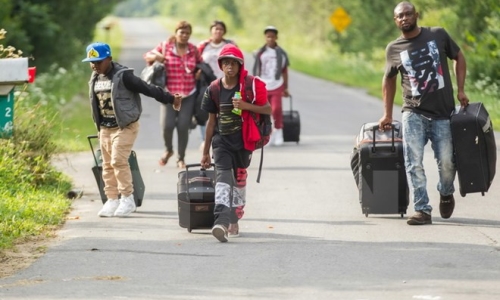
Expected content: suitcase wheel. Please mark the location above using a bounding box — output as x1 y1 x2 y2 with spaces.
187 227 192 233
460 191 466 197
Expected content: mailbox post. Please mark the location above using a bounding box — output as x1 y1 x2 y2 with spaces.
0 57 29 138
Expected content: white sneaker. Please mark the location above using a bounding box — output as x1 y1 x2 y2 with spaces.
97 199 119 217
114 195 136 217
211 224 228 242
273 128 284 146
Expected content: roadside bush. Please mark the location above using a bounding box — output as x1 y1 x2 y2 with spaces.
0 30 73 250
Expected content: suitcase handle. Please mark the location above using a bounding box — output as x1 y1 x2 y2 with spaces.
87 134 100 166
287 95 294 112
185 163 215 171
184 163 215 201
371 125 395 153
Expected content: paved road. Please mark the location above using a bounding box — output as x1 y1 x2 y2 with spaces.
1 18 500 300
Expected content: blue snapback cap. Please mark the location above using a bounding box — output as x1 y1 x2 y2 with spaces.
82 42 111 62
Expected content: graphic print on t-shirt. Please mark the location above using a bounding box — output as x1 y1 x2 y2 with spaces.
94 77 117 127
400 40 444 106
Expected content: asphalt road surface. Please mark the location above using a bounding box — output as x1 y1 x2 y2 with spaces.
1 18 500 300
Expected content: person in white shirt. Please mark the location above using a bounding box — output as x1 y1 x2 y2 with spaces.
252 26 290 146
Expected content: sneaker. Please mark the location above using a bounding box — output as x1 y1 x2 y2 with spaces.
114 194 136 217
97 199 119 217
407 211 432 225
228 223 239 238
439 194 455 219
273 128 284 146
211 224 228 242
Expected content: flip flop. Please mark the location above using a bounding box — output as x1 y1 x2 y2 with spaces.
158 151 174 166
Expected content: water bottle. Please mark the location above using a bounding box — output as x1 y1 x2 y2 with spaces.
232 91 242 115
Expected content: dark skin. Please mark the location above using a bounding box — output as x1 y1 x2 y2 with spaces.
89 57 112 74
201 58 272 169
379 1 469 130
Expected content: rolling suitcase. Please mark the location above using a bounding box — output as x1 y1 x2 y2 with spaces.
351 121 409 217
177 163 216 232
451 102 497 197
282 95 301 143
87 135 145 207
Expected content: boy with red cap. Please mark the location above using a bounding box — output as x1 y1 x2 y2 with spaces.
200 44 271 242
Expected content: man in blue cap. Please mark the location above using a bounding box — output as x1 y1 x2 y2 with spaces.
83 42 182 217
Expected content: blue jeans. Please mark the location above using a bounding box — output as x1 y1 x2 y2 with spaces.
402 111 456 214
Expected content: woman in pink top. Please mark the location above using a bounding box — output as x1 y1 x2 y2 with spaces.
145 20 202 168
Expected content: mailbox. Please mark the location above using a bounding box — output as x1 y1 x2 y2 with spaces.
0 57 29 138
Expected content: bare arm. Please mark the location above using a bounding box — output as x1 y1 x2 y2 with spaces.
201 113 217 169
238 101 272 115
378 75 397 130
453 51 469 107
144 51 165 64
282 67 289 97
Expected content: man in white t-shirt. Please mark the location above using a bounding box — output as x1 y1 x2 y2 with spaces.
252 26 290 146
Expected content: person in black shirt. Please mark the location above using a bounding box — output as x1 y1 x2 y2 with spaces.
201 44 271 242
378 2 469 225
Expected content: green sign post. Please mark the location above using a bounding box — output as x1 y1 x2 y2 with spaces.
0 88 14 138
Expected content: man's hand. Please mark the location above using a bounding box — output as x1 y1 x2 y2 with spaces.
201 154 212 169
173 93 183 111
457 91 469 107
378 115 393 131
283 89 290 97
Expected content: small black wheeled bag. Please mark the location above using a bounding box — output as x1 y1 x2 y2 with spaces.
450 102 497 197
177 163 216 232
350 121 409 217
282 95 301 143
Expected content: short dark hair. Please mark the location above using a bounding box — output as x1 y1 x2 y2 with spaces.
210 20 227 34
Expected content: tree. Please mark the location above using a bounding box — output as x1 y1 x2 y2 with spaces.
1 0 121 73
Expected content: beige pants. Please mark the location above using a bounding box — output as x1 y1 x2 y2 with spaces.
99 122 139 199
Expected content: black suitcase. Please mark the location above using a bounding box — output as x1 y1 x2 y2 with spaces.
351 121 409 217
451 102 497 197
282 96 300 143
87 135 145 207
177 163 216 232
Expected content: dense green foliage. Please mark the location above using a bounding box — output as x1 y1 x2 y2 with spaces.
0 0 121 73
115 0 500 92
